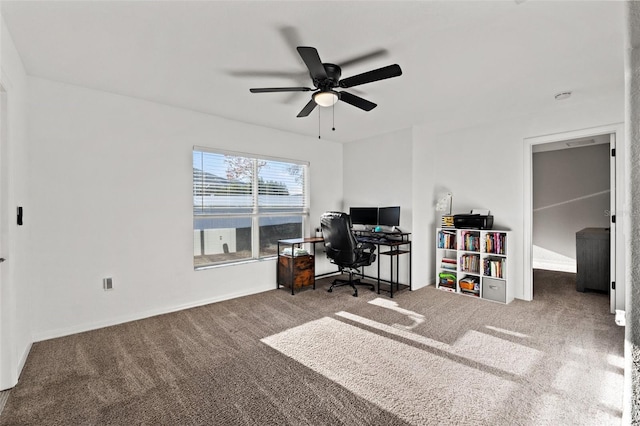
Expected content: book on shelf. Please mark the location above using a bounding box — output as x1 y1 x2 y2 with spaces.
461 231 480 251
484 232 506 255
440 257 456 270
441 215 455 228
461 288 480 297
483 257 505 278
459 254 480 273
437 230 457 249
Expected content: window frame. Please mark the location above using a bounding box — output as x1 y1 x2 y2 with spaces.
193 146 310 269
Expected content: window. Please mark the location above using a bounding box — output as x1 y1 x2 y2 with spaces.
193 148 308 268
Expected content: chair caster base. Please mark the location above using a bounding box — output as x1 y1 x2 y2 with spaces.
328 276 370 298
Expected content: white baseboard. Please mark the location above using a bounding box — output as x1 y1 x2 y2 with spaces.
412 280 435 290
0 341 32 391
33 287 272 343
17 342 32 381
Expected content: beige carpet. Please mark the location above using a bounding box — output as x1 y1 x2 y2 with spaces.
0 269 624 425
0 391 8 417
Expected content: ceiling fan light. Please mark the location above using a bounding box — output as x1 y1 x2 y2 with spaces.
313 91 339 107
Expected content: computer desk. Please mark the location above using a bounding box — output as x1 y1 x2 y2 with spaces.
276 233 411 298
353 231 412 298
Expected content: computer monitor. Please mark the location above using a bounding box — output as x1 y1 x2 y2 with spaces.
349 207 378 226
378 206 400 227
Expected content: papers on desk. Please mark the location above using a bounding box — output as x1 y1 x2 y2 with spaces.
281 247 309 257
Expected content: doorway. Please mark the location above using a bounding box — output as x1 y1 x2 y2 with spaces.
523 124 625 313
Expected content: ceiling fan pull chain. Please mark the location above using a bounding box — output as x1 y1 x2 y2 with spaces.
332 103 336 131
318 107 321 139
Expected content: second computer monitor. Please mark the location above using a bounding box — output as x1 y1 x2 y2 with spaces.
349 207 378 226
378 206 401 227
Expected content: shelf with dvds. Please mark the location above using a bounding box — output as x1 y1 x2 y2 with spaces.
435 228 512 303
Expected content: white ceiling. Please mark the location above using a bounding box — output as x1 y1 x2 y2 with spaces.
0 0 626 143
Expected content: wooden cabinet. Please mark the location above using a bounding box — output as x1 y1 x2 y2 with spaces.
576 227 610 293
277 254 315 290
276 237 323 294
435 228 512 303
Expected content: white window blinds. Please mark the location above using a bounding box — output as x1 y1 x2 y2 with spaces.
258 159 306 210
193 149 308 214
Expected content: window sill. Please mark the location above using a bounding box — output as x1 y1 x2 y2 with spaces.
194 256 277 271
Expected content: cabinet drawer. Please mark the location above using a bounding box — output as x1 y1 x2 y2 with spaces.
278 255 315 289
482 277 505 303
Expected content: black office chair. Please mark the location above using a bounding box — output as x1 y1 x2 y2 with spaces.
320 211 377 297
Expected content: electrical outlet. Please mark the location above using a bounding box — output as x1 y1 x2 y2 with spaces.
103 277 113 291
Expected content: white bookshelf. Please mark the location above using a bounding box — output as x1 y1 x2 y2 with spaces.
436 228 512 303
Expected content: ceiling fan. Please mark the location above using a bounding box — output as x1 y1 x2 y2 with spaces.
250 46 402 117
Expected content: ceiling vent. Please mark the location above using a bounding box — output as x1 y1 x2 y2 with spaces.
554 91 572 100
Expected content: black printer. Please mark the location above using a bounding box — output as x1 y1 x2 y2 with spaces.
453 214 494 230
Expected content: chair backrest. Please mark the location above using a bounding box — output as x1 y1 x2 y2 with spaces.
320 211 359 265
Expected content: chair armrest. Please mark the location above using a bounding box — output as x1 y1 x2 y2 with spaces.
356 242 376 253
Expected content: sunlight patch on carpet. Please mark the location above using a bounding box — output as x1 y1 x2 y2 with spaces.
261 316 519 425
367 298 425 330
607 353 624 369
336 311 542 376
485 325 529 338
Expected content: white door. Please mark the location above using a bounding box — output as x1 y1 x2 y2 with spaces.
0 84 13 390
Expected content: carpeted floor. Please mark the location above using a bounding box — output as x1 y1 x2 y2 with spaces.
0 269 624 425
0 391 7 417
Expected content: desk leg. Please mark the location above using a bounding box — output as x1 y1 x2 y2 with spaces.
395 247 399 293
311 243 316 290
276 242 281 290
377 243 381 294
390 249 394 298
409 241 412 291
290 244 296 295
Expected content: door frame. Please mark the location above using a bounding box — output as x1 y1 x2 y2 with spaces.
523 123 625 312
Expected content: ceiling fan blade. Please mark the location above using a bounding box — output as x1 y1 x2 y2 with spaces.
338 48 388 68
279 26 304 57
230 70 306 79
339 91 377 111
250 87 313 93
297 46 328 81
339 64 402 88
297 99 317 117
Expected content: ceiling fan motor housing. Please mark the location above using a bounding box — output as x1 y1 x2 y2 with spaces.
314 63 341 90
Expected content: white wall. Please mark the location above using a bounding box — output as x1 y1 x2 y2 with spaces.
413 90 624 301
411 125 438 289
343 128 413 285
533 144 611 272
27 77 343 340
0 13 32 388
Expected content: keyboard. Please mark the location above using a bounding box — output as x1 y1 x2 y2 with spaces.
358 236 387 243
